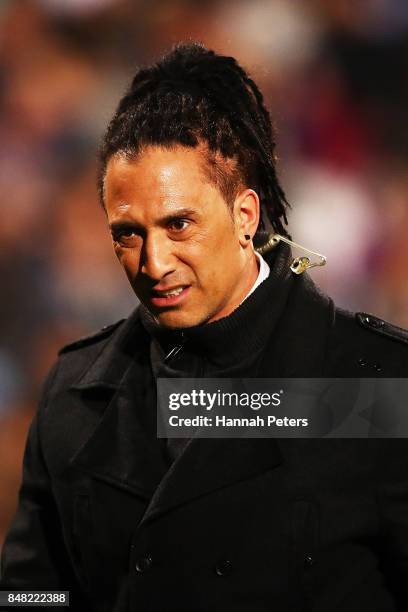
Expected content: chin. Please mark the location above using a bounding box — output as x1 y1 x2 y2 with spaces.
155 309 207 330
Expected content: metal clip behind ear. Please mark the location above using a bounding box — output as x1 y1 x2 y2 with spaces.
256 233 326 275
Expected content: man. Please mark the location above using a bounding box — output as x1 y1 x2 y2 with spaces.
1 43 408 611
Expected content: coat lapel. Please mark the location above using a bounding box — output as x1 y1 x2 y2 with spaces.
140 436 283 524
68 312 169 500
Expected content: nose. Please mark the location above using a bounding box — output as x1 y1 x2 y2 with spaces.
140 231 176 281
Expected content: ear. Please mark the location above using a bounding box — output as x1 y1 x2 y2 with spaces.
233 189 260 247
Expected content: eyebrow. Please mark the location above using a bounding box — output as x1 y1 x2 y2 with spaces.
109 208 199 232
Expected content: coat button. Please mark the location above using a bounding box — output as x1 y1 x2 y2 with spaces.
135 556 153 573
365 316 384 329
304 554 315 567
215 559 233 576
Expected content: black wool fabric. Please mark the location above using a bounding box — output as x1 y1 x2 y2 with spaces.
139 243 294 462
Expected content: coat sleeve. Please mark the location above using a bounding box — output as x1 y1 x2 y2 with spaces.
377 446 408 610
0 364 89 609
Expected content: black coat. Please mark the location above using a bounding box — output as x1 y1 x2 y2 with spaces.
1 269 408 612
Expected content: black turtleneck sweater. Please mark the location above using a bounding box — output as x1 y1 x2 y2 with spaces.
139 243 294 463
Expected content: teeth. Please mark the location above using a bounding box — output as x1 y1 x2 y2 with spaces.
160 287 184 297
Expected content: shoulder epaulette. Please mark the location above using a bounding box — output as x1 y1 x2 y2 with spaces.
356 312 408 345
58 319 125 355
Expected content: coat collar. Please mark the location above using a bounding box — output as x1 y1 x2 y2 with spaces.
257 273 334 377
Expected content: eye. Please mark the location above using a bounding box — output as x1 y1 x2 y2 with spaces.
111 229 141 248
167 218 190 233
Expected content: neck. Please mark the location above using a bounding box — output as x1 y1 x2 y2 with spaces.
240 249 260 298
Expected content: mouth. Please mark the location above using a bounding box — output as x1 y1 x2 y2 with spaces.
149 285 191 308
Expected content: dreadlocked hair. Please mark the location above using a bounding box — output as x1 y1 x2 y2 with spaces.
99 42 290 237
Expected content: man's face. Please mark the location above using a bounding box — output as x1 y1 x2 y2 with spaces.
104 145 257 329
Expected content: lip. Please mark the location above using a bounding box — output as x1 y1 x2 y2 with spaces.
150 285 191 308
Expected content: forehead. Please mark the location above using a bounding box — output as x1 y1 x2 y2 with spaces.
104 146 216 212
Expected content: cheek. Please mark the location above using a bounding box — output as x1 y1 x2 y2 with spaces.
184 237 237 291
114 247 140 278
190 255 226 298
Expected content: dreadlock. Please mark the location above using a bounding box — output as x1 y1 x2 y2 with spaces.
99 42 290 237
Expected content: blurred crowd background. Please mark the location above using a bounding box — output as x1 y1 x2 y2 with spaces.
0 0 408 547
